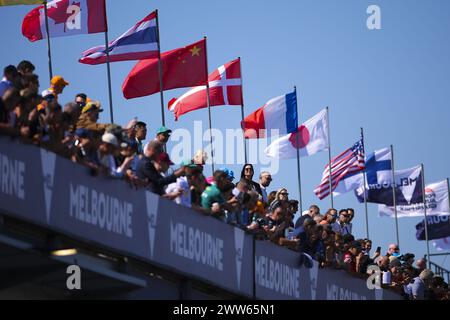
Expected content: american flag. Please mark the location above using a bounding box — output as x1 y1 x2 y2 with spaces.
314 139 365 200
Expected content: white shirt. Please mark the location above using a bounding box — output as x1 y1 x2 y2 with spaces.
332 222 353 235
166 177 191 208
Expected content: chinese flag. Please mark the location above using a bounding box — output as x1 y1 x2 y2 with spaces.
122 39 208 99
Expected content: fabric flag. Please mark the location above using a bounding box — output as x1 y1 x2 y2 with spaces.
79 11 158 65
356 165 423 206
416 215 450 241
314 139 365 200
22 0 107 42
379 180 449 218
333 147 392 197
122 39 207 99
433 237 450 251
167 58 242 120
264 108 328 159
241 92 297 139
0 0 42 5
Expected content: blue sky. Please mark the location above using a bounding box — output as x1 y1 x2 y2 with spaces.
1 0 450 269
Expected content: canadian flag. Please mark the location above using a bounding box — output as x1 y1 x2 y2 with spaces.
168 58 242 120
22 0 107 42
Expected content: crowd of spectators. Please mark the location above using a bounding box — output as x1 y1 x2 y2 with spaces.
0 61 448 300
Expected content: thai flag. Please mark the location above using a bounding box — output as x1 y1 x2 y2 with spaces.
79 11 158 65
242 92 298 139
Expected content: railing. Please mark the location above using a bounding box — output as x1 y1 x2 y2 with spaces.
427 258 450 283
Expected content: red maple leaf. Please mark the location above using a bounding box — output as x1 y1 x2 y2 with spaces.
47 0 80 25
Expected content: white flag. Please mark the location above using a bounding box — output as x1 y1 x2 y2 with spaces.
433 237 450 251
378 180 450 218
264 108 328 159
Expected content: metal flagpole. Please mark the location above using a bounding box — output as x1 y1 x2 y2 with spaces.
238 57 247 164
203 36 214 174
422 164 431 269
447 178 450 217
43 1 53 80
390 144 400 247
155 10 165 127
294 86 303 214
361 127 370 239
104 30 114 123
326 107 334 209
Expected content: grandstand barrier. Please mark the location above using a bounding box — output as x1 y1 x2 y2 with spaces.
0 136 400 300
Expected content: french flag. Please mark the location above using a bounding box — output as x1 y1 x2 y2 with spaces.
79 11 158 65
242 91 298 139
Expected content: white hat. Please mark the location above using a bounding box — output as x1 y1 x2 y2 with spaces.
101 132 119 147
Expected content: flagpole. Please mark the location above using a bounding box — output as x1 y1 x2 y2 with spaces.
238 57 247 164
155 9 165 127
326 106 334 209
294 86 303 214
203 36 214 174
390 144 400 247
43 1 53 80
422 164 431 268
104 30 114 123
361 127 369 239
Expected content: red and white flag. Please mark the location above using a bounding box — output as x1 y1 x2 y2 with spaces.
168 58 242 120
22 0 107 42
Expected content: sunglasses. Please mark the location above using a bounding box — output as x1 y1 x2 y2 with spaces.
280 192 289 196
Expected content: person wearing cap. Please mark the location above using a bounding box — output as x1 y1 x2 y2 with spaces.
76 101 108 133
97 132 133 178
136 140 185 196
201 170 238 217
165 159 200 208
155 126 172 144
49 75 69 96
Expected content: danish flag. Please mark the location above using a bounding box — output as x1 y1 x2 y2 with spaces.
168 58 242 120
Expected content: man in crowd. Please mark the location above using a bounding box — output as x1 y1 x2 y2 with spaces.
136 140 185 195
295 204 320 229
134 121 147 154
332 209 353 235
44 75 69 102
155 126 172 145
76 101 107 133
16 60 35 75
386 243 401 257
0 65 18 97
258 171 272 203
75 93 88 108
201 170 238 217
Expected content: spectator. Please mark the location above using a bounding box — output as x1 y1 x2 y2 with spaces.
201 170 238 218
275 188 289 203
240 164 261 192
414 258 427 277
193 149 208 165
166 161 203 208
386 243 401 257
75 93 88 108
0 65 18 97
97 132 133 178
267 191 277 206
288 200 299 217
343 241 363 273
295 204 319 229
155 126 172 145
331 209 353 235
76 101 108 133
320 208 337 226
258 171 272 203
136 141 185 195
347 208 355 223
134 121 147 154
406 269 434 300
44 75 69 102
17 60 35 75
314 214 324 224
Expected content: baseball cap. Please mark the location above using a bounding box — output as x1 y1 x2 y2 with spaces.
156 152 174 165
180 159 198 168
101 132 119 147
156 126 172 135
82 101 103 114
219 167 235 181
51 75 69 87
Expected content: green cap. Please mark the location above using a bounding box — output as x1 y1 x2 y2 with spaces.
180 159 198 168
157 126 172 135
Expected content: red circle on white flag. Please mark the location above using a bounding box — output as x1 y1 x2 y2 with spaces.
289 125 310 149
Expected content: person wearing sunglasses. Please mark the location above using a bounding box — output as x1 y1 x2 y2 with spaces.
240 163 261 193
155 126 172 145
331 209 353 235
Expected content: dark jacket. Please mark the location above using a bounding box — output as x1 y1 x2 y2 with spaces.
136 156 177 195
